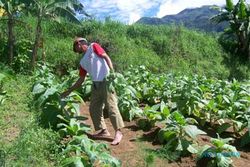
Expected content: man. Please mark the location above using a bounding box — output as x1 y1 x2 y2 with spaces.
61 37 124 145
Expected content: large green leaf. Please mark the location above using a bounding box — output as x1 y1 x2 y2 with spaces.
61 156 85 167
40 104 62 129
238 0 247 19
172 112 186 126
32 83 46 95
222 144 238 153
226 0 234 12
98 152 121 167
187 144 198 154
184 125 206 139
216 155 233 167
35 87 58 107
197 145 211 159
157 129 176 144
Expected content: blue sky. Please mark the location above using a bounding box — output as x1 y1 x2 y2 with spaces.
80 0 250 24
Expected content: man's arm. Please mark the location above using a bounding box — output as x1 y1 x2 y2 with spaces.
102 53 114 70
92 43 114 71
61 76 85 98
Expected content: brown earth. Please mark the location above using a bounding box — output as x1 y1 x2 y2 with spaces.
80 102 250 167
0 114 20 144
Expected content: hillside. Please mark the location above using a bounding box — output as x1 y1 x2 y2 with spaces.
136 5 228 32
0 16 249 80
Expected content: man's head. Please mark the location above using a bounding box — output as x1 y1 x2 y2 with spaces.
73 37 88 53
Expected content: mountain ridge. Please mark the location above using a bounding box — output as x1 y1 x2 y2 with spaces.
136 5 228 32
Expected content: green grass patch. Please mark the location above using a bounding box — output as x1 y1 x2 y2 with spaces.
0 74 62 166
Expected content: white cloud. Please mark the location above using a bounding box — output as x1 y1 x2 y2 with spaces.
82 0 161 24
129 12 142 24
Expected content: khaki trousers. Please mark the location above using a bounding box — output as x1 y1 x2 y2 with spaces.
89 81 124 131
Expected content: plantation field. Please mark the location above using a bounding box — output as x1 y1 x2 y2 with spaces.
0 65 249 167
1 0 250 166
1 64 249 167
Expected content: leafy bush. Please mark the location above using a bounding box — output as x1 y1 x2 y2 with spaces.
197 136 239 167
61 135 121 167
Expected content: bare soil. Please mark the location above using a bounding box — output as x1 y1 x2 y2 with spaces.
1 115 20 144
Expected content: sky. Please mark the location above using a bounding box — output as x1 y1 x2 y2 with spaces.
80 0 250 24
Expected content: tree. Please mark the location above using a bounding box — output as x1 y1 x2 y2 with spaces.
0 0 24 64
23 0 87 69
211 0 250 60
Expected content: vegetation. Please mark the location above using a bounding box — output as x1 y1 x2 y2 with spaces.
0 73 62 166
212 0 250 60
0 0 250 166
197 136 240 167
1 3 249 78
0 0 25 64
22 0 86 69
32 64 121 166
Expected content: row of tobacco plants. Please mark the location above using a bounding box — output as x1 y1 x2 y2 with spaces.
32 64 120 167
110 66 249 167
32 64 249 167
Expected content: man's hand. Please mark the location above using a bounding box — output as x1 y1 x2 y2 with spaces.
106 69 116 93
108 69 116 80
61 76 85 98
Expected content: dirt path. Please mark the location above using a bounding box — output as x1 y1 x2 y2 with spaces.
80 102 250 167
80 102 147 166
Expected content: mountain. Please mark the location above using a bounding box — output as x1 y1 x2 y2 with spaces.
136 5 228 32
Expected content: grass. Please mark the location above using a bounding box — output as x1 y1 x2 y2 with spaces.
0 74 62 166
135 140 169 167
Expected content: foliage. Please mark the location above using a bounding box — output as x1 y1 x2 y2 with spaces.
108 71 143 121
20 0 87 69
57 116 90 137
156 111 205 156
4 14 249 79
32 64 120 167
44 37 81 74
211 0 250 60
21 18 234 79
0 0 25 64
1 6 250 79
61 135 121 167
0 74 62 166
9 124 62 166
197 135 239 167
11 39 32 73
32 64 85 129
